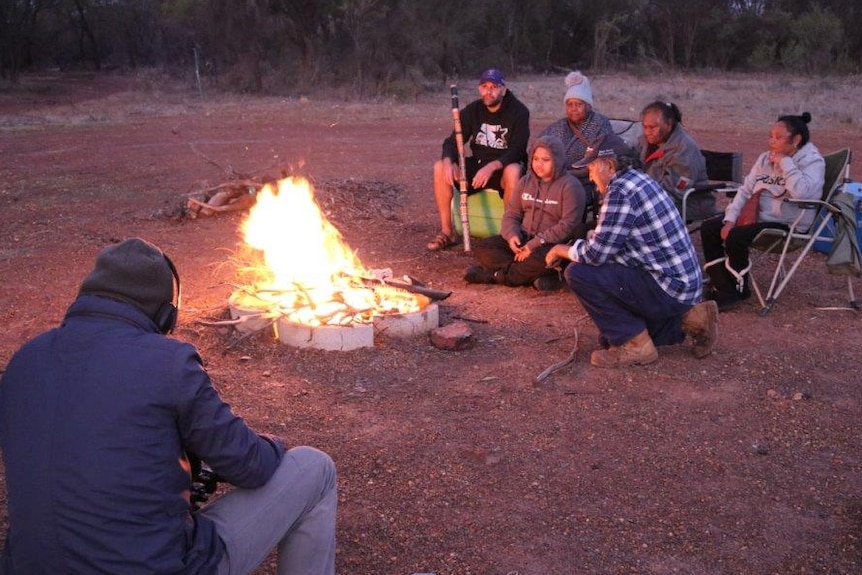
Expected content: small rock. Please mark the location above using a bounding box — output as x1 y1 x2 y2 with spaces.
429 320 474 351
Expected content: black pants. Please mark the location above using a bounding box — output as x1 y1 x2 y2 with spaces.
464 157 505 194
471 235 558 286
700 215 788 292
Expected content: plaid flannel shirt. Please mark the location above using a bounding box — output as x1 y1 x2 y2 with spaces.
568 168 702 304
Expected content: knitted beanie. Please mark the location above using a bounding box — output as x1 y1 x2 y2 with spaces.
78 238 174 320
563 71 593 106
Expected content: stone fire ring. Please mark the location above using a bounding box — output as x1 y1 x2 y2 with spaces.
229 291 439 351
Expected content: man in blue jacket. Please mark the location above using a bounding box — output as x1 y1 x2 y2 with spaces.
0 238 337 574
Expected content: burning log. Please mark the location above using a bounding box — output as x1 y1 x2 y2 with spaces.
358 276 451 301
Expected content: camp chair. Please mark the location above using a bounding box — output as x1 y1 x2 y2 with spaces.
609 118 643 149
747 147 854 315
680 149 743 232
451 189 505 238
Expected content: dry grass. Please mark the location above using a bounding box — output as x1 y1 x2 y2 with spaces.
510 71 862 136
4 71 861 134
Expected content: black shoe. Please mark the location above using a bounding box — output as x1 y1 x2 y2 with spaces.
464 265 497 284
533 274 565 292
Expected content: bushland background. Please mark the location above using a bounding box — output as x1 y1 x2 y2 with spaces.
2 0 861 95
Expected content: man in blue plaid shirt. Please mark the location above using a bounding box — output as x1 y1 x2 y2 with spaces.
546 136 718 367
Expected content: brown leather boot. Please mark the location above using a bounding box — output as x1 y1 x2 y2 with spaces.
682 301 718 359
590 329 658 368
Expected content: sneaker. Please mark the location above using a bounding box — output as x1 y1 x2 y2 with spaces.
682 300 718 358
590 330 658 368
464 265 497 284
533 274 565 293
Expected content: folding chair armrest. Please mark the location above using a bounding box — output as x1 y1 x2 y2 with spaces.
679 183 737 224
694 182 737 193
782 197 830 211
679 186 697 223
711 183 739 195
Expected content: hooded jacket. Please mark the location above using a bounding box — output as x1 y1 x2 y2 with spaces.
724 142 825 230
0 295 284 574
638 123 713 219
500 135 587 251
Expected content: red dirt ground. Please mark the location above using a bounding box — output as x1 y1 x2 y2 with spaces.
1 72 862 575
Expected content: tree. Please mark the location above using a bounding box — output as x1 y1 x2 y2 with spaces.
0 0 56 79
781 5 843 72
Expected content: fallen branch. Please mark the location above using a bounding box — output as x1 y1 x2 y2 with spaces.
189 143 243 179
225 318 280 350
196 314 266 327
534 313 590 385
452 314 488 324
184 179 264 198
186 196 256 214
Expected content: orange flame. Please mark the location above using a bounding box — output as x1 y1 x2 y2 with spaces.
237 177 422 326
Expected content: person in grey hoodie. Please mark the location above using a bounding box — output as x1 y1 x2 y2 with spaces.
700 112 825 310
464 134 587 291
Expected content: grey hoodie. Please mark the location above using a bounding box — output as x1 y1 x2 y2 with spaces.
500 135 587 251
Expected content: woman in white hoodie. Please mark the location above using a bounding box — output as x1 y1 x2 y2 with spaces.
700 112 825 310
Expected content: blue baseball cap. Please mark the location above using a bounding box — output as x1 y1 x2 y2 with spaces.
478 68 505 86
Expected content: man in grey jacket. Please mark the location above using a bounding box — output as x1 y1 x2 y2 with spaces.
0 238 337 575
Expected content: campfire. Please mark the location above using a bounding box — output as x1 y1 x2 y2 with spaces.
228 176 439 350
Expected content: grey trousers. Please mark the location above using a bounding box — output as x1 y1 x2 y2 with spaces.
202 446 338 575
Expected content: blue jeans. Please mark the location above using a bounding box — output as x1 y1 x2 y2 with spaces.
202 446 337 575
565 262 692 347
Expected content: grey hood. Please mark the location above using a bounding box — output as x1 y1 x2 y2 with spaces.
529 134 567 179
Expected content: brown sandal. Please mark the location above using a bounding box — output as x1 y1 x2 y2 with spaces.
426 233 458 252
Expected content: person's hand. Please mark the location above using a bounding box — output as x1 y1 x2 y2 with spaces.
720 221 734 241
443 158 457 187
514 245 532 262
545 243 570 270
768 150 787 165
471 163 496 189
507 235 523 254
